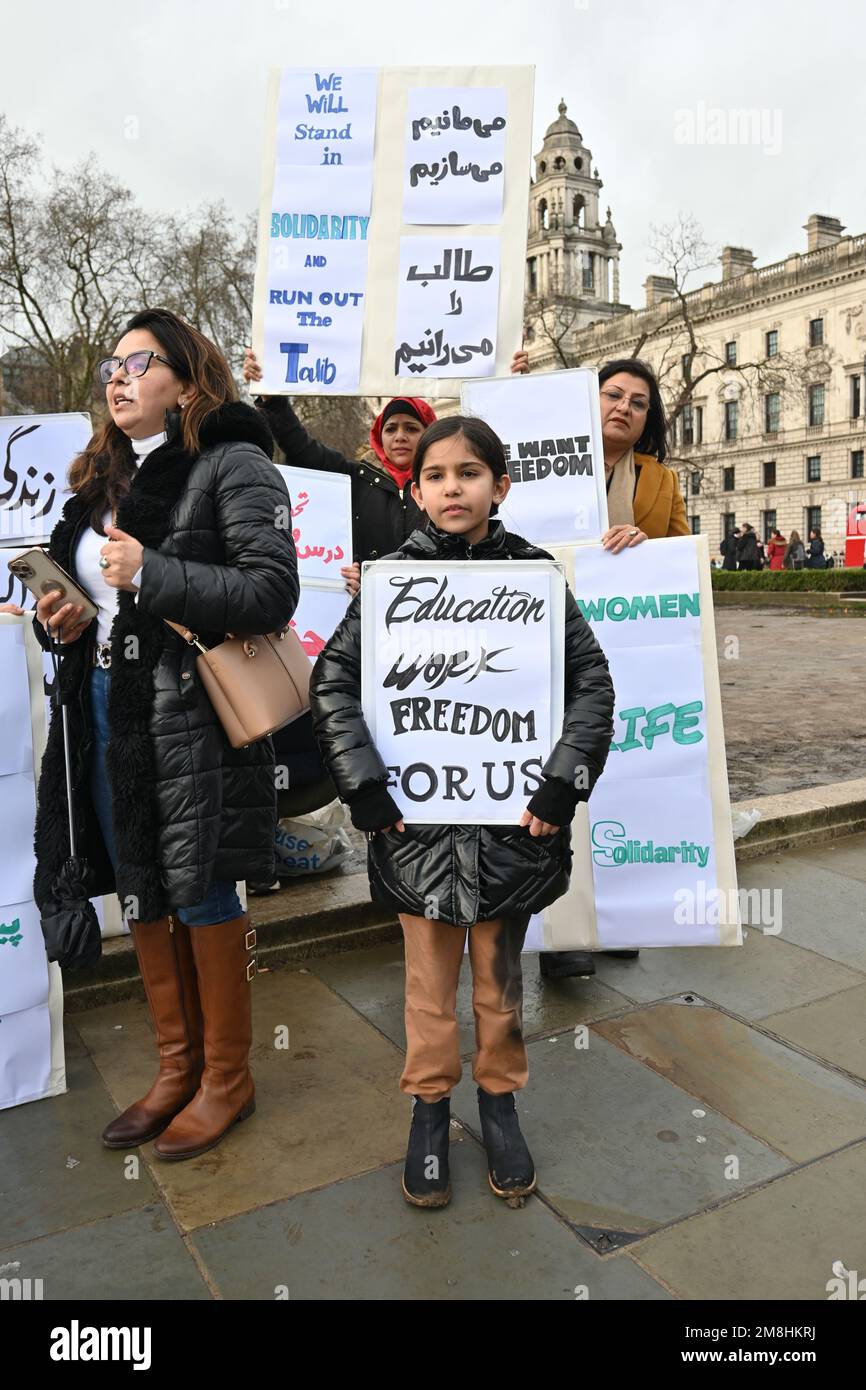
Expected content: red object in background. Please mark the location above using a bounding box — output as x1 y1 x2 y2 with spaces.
845 503 866 567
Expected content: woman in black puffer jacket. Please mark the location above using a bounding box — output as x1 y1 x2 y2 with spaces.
31 308 298 1163
310 415 614 1210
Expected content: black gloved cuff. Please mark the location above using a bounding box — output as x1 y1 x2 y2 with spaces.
526 776 581 827
347 782 403 832
255 395 288 414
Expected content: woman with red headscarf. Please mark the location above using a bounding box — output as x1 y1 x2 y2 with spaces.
243 350 435 594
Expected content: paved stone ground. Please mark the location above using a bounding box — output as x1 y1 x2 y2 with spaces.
715 609 866 801
3 834 865 1301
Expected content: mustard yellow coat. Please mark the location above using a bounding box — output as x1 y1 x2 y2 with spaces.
633 452 690 539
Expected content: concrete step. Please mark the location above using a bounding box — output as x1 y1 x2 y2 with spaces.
61 778 866 1012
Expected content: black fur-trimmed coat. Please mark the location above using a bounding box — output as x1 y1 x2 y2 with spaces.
309 519 615 928
32 402 299 922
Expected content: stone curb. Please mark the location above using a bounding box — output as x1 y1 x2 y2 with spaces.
62 778 866 1011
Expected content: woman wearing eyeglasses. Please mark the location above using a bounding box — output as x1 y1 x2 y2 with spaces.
30 308 299 1160
511 352 688 978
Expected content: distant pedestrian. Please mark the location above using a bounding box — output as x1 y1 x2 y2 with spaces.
807 528 826 568
737 523 759 570
784 530 806 570
720 527 741 571
766 529 787 571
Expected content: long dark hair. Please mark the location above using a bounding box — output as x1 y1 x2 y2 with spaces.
412 414 508 484
598 358 669 463
69 308 238 527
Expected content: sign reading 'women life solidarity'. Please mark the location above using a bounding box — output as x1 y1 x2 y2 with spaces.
461 369 609 545
252 66 534 397
525 535 740 952
361 561 565 824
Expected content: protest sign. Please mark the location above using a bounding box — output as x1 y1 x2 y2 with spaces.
524 535 740 951
0 413 86 557
0 614 65 1109
253 65 534 397
290 580 350 660
461 370 607 545
403 87 507 225
361 559 564 824
275 464 352 582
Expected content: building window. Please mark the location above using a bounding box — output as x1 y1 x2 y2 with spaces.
723 466 735 492
695 405 703 444
681 352 692 377
763 460 776 487
582 251 593 291
527 258 537 296
724 341 737 366
809 318 824 347
690 515 701 534
690 469 701 496
852 450 865 480
538 198 549 230
681 404 695 446
806 455 821 482
808 384 825 426
765 329 779 358
764 392 780 433
851 376 862 419
722 512 736 537
761 510 777 542
724 401 738 441
806 505 822 534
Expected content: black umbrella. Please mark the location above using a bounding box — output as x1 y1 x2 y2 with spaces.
39 632 102 970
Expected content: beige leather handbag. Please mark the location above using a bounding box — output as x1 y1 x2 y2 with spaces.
164 618 311 749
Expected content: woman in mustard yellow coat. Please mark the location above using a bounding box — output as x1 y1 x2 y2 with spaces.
594 357 690 550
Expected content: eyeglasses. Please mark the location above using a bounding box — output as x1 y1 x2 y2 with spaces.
600 387 650 415
96 350 178 385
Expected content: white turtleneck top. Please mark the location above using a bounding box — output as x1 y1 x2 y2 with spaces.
75 430 166 643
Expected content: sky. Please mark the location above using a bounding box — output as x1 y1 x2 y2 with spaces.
2 0 864 310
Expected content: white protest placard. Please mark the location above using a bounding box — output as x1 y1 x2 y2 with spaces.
403 87 506 225
524 535 740 952
0 613 66 1110
361 560 564 824
275 464 353 582
290 580 351 661
253 65 534 398
395 237 500 379
0 413 87 554
461 370 607 545
262 67 377 392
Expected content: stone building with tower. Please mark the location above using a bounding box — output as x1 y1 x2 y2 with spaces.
524 103 866 561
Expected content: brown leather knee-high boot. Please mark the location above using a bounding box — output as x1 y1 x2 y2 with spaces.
101 915 204 1148
153 914 257 1161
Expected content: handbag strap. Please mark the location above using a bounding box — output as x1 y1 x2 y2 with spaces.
163 618 209 653
163 618 292 652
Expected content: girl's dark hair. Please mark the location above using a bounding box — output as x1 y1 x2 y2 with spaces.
598 357 669 463
412 414 508 484
69 307 238 527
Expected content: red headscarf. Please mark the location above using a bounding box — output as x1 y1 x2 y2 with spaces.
369 397 438 488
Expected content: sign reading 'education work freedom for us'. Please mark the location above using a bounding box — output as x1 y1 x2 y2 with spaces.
252 65 534 398
462 370 608 545
361 561 565 824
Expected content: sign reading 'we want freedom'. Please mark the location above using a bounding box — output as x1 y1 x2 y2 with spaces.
252 65 534 397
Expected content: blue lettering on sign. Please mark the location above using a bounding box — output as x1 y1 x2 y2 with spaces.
279 342 337 386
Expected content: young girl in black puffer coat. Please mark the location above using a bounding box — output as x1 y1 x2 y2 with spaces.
309 415 614 1208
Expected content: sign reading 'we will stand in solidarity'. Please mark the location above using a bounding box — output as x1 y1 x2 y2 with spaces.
252 65 534 397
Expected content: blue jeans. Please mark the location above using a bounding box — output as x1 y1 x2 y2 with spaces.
88 666 243 925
